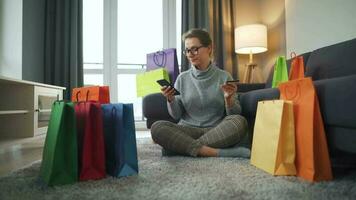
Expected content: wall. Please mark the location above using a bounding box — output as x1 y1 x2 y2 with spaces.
260 0 286 81
236 0 356 81
285 0 356 55
22 0 45 82
235 0 262 82
235 0 286 82
0 0 23 79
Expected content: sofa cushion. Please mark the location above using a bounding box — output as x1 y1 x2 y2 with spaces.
326 126 356 154
142 93 172 119
305 38 356 80
237 83 266 93
314 74 356 128
239 87 280 118
142 93 179 129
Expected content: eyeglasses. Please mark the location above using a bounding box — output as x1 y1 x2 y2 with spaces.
183 46 205 55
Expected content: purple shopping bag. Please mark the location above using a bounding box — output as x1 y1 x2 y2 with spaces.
146 48 179 84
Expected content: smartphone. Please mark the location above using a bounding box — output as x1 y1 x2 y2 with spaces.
225 80 240 84
156 79 180 95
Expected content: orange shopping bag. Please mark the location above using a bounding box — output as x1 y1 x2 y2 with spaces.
72 86 110 104
279 77 332 182
288 52 305 80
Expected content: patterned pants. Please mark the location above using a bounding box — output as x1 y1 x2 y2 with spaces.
150 115 248 157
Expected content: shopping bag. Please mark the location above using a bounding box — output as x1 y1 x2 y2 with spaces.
75 101 106 181
272 56 289 88
136 68 170 97
279 77 333 182
289 52 305 80
72 86 110 104
146 48 179 84
250 100 296 175
102 103 138 177
39 101 78 186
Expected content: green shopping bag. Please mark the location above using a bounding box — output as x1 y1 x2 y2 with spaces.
136 68 170 97
272 56 289 88
39 101 78 186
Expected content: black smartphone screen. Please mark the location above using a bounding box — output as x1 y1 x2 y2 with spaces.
156 79 180 95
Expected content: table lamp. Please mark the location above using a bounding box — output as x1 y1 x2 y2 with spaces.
235 24 268 83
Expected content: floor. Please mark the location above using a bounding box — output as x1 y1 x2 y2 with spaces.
0 130 151 177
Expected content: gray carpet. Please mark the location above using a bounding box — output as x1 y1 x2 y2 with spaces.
1 139 356 200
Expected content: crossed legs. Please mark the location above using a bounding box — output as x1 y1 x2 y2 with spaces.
150 115 248 157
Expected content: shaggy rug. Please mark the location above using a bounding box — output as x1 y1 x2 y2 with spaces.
0 139 356 200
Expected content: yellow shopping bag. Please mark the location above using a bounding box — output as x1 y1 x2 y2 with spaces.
250 100 296 176
136 68 170 97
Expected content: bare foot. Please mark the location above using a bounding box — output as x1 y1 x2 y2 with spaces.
197 145 218 157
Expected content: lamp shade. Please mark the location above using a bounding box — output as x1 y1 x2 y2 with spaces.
235 24 268 54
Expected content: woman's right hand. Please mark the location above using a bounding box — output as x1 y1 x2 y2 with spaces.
161 86 176 103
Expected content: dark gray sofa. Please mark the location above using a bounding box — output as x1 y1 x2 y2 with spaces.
142 38 356 166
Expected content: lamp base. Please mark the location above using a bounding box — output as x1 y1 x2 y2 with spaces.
243 63 257 83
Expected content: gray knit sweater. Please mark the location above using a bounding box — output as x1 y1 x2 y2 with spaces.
167 64 241 128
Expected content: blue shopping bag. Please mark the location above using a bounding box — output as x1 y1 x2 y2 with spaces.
102 103 138 177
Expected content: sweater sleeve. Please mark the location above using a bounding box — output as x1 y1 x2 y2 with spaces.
167 96 184 120
166 76 184 120
225 95 242 115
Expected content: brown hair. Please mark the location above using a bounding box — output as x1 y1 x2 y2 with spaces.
182 28 212 47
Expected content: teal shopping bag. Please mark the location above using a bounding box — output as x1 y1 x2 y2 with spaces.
272 56 289 88
39 101 78 186
117 103 139 177
102 103 138 177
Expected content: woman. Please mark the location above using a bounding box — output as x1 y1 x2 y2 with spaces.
151 28 250 157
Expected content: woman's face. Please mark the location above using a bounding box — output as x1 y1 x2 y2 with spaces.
184 37 211 69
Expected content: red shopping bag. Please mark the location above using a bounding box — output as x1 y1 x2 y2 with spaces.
75 101 106 181
279 78 332 182
289 52 305 80
72 86 110 104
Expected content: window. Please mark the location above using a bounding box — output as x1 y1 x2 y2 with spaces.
83 0 181 121
83 0 103 85
117 0 163 64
